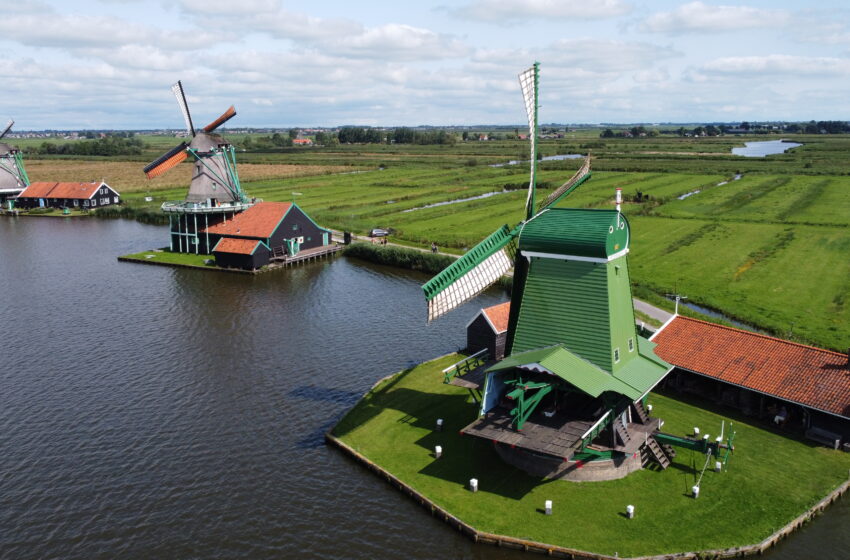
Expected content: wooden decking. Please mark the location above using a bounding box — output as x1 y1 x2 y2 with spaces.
448 362 491 390
270 243 343 267
462 406 593 460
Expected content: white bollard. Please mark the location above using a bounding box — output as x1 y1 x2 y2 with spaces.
469 478 478 493
436 418 443 431
693 427 700 436
715 461 722 472
545 500 553 515
692 485 700 498
703 434 710 441
647 404 653 413
434 445 442 458
626 505 635 519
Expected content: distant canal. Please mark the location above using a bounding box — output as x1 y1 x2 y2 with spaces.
0 217 846 559
732 139 802 157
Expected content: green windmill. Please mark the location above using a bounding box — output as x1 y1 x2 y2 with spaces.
424 64 673 474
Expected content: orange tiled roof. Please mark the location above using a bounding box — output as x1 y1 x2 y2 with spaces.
203 201 292 238
18 181 102 199
483 301 511 333
653 316 850 419
213 237 264 255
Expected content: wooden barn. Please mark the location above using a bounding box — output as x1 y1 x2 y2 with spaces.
15 181 120 210
203 201 332 270
652 316 850 449
466 302 510 360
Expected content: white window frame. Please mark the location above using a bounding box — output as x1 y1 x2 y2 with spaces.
614 348 620 363
628 338 634 352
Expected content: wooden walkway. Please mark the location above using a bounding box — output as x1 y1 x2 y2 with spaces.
270 243 344 267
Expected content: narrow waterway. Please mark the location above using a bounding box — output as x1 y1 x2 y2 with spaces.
0 217 845 559
732 140 802 157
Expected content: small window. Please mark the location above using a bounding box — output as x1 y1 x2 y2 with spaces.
91 200 97 206
84 200 89 206
614 348 620 363
306 236 311 241
628 338 635 352
73 200 79 207
292 224 298 230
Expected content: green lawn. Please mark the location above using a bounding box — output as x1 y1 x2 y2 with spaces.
333 355 849 557
120 249 213 267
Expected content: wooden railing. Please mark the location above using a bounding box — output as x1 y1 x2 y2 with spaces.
442 349 489 384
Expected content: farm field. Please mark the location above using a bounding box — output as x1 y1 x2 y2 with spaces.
16 133 850 351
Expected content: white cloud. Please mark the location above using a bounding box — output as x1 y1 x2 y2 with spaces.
698 55 850 77
451 0 631 23
642 2 791 34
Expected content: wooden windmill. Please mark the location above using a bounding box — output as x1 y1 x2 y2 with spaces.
0 119 30 205
425 64 673 476
144 81 245 205
144 81 253 254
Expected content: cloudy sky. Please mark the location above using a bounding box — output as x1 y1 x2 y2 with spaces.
2 0 849 129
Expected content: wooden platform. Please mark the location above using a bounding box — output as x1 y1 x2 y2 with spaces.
270 243 343 266
448 362 490 390
462 406 593 460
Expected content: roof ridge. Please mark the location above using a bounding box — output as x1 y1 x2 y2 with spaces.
676 315 847 358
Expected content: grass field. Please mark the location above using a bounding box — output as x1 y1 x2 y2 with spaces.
332 355 850 557
17 133 850 351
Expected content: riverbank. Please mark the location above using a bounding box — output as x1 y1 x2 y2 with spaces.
329 354 850 558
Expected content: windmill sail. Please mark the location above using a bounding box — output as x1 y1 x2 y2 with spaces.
0 119 13 140
518 64 538 220
172 81 195 137
537 155 591 212
203 106 236 133
144 142 189 178
423 225 517 322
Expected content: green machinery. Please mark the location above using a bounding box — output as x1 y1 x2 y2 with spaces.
423 63 672 463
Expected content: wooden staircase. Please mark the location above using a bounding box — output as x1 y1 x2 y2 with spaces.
644 435 672 469
633 401 651 424
614 418 632 448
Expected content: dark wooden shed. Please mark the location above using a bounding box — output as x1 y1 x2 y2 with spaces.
212 238 270 270
466 301 510 360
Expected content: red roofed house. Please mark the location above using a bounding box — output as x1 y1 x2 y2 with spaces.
466 301 511 360
204 201 332 270
652 316 850 447
292 138 313 146
16 181 120 210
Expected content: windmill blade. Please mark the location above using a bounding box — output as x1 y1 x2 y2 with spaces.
518 63 538 220
144 142 189 178
171 81 195 137
537 155 592 212
203 105 236 133
422 225 518 322
0 119 13 140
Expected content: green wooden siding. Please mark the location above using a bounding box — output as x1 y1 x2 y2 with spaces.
607 255 638 375
511 258 612 371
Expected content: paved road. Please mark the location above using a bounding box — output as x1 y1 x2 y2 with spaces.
336 232 675 328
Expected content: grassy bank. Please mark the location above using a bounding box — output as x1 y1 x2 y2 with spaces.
332 355 849 557
119 248 212 267
343 242 457 274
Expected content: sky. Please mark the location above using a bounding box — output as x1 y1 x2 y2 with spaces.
2 0 850 129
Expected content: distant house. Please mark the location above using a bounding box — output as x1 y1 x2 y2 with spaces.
15 181 120 210
293 138 313 146
466 301 510 360
203 201 332 270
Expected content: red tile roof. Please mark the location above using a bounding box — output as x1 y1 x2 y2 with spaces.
652 316 850 419
203 201 292 238
213 237 264 255
482 302 511 333
18 181 103 199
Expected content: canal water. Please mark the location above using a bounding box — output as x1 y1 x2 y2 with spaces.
732 140 802 157
0 217 846 559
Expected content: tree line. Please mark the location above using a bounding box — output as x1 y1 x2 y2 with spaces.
32 134 145 156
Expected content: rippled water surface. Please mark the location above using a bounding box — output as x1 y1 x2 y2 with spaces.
0 218 845 559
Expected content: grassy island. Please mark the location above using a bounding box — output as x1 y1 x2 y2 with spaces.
330 354 850 558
